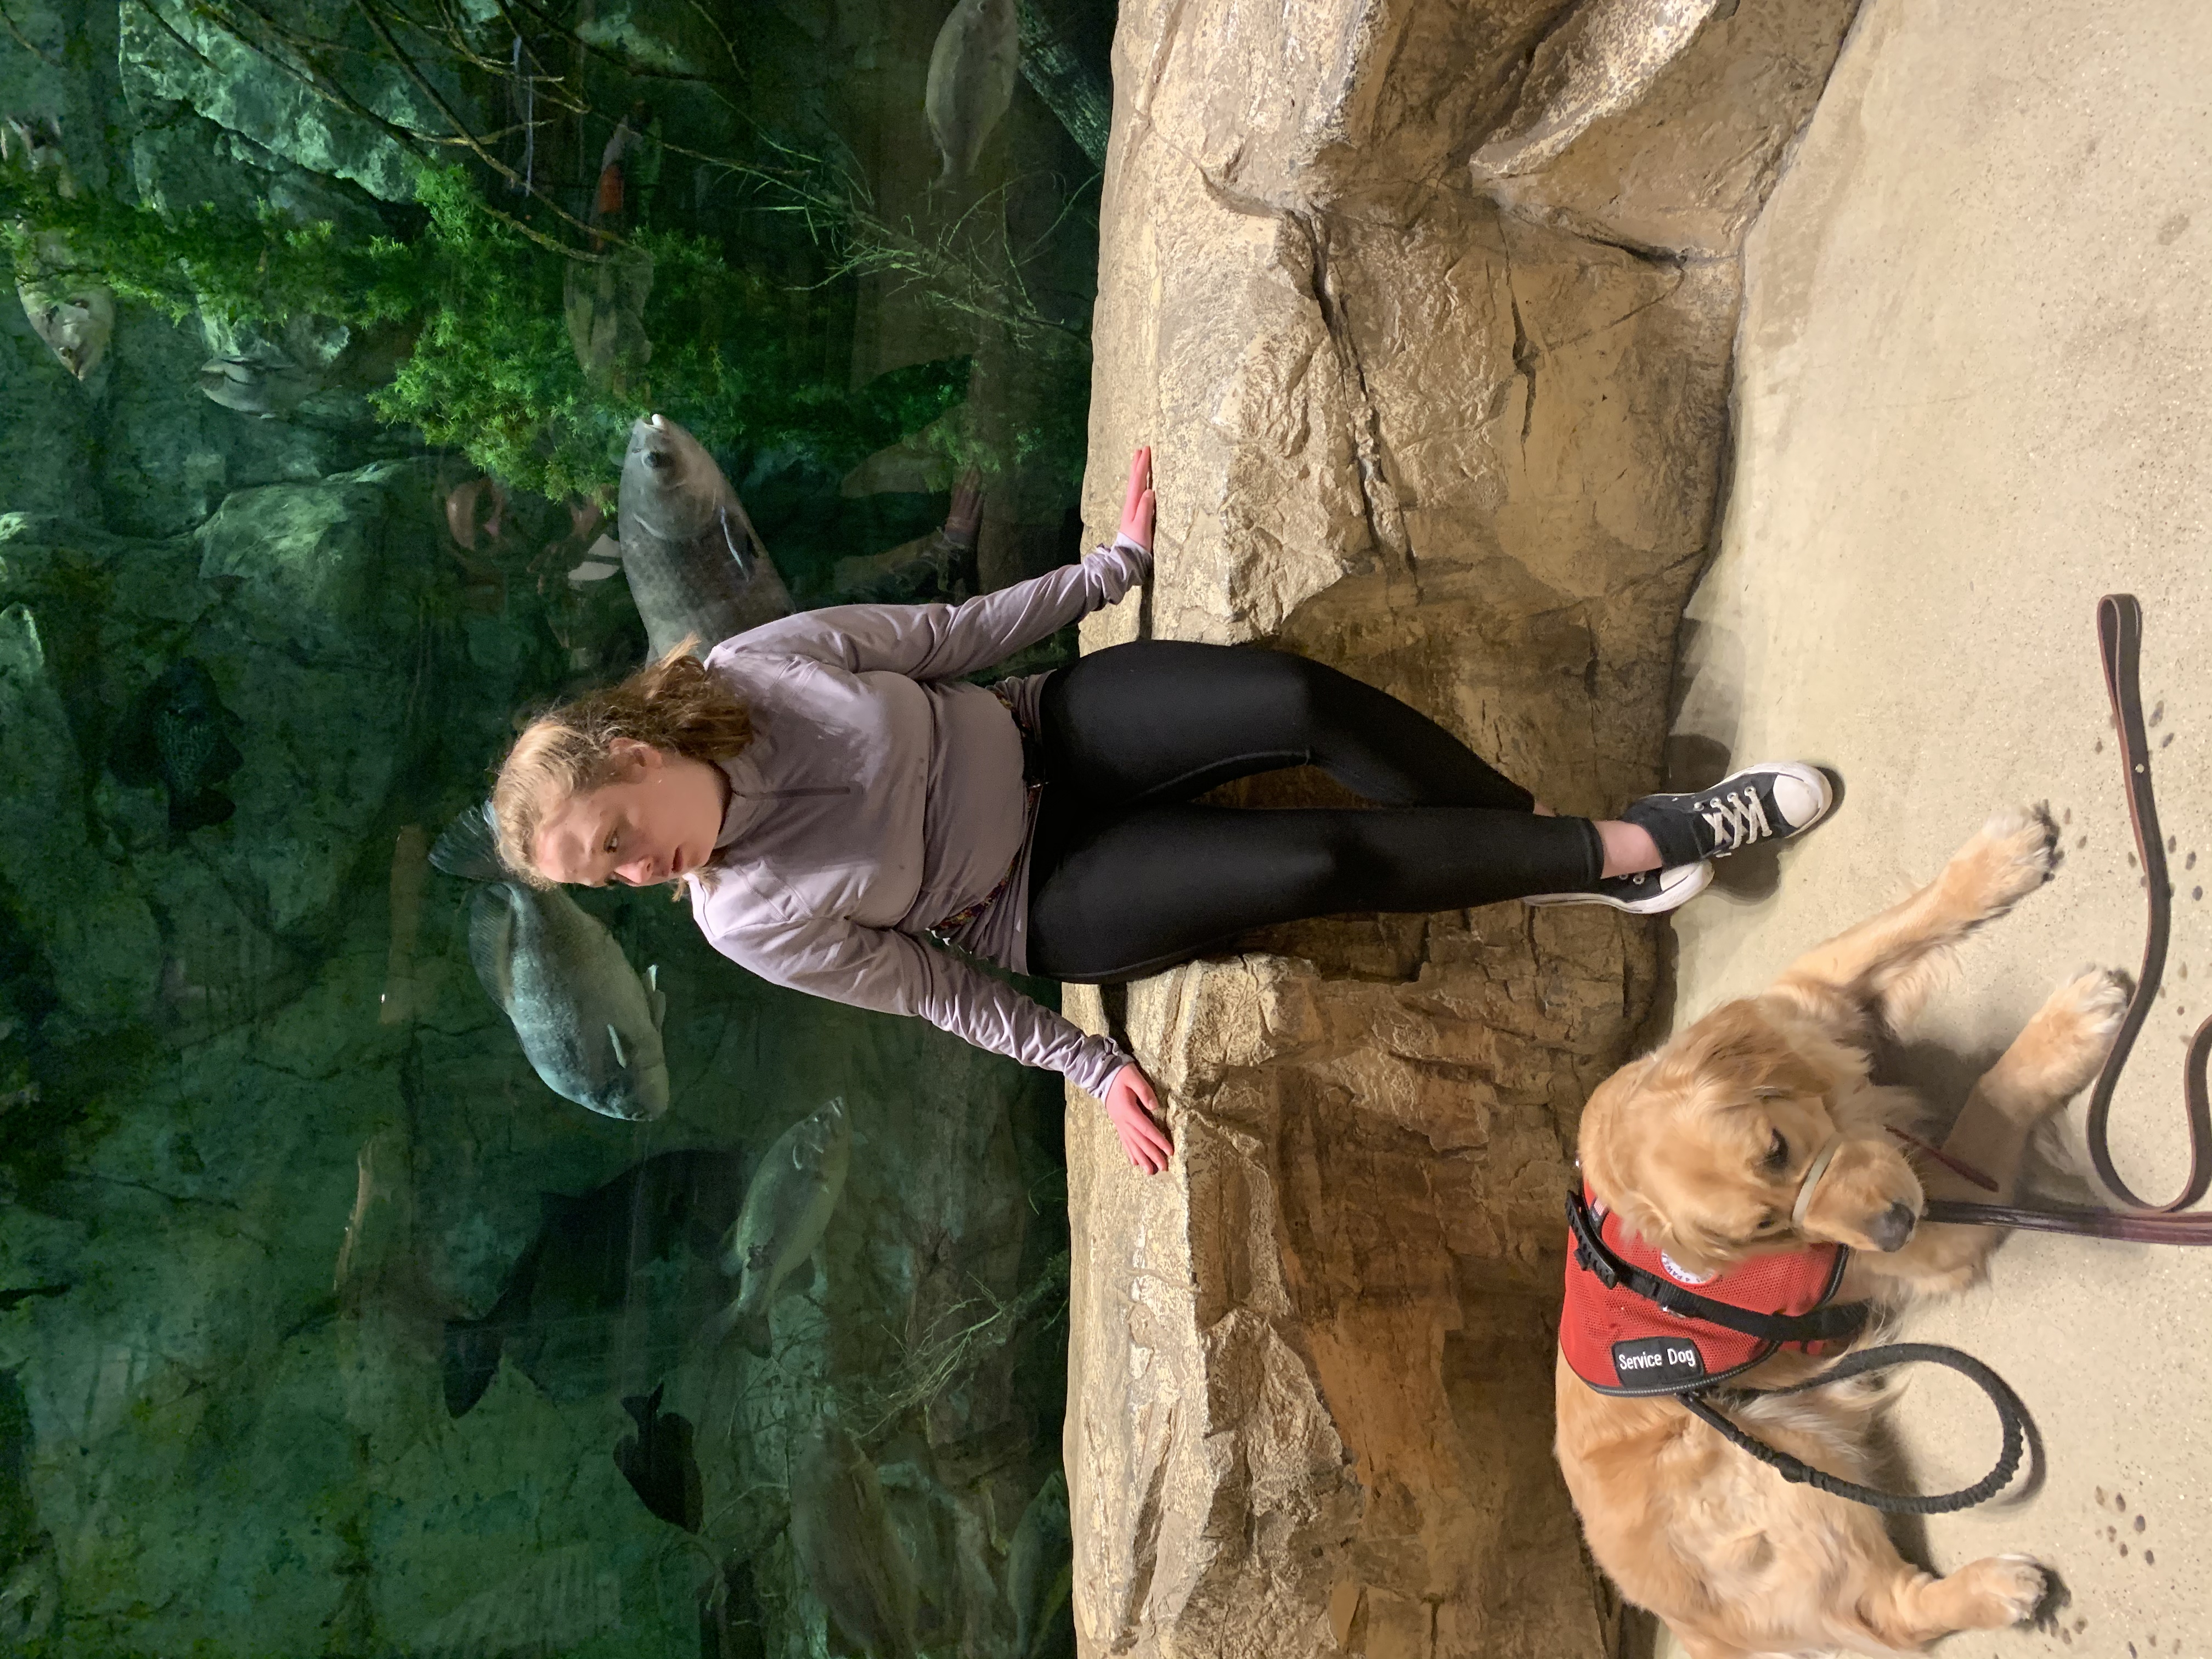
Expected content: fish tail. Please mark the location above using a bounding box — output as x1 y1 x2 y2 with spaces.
430 800 506 881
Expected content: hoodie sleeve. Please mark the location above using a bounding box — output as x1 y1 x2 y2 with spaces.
719 537 1150 681
702 909 1135 1097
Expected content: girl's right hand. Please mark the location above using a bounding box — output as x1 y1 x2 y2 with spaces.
1119 446 1155 552
1103 1063 1173 1174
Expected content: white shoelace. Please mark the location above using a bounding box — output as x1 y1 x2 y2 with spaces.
1698 787 1773 852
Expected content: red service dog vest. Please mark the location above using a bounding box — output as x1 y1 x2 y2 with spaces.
1560 1189 1852 1395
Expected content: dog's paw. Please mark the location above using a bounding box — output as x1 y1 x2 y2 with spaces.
1944 1555 2050 1629
2005 968 2132 1103
1946 805 2059 922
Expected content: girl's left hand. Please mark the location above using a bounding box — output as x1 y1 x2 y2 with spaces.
1103 1063 1173 1174
1118 445 1155 552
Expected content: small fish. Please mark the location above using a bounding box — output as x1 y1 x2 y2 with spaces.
613 1383 703 1532
594 118 642 233
429 803 670 1122
788 1420 922 1659
109 660 245 833
1006 1469 1072 1659
618 414 793 659
563 246 653 394
196 347 317 417
4 116 116 381
713 1097 850 1356
564 114 654 392
444 476 508 551
380 824 428 1026
924 0 1020 188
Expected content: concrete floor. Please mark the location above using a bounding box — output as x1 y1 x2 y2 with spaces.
1660 0 2212 1652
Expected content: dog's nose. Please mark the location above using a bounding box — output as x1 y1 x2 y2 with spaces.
1869 1201 1918 1252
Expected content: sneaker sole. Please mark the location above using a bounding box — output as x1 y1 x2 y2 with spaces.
1522 861 1714 916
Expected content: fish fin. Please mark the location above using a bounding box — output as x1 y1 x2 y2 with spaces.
711 1299 770 1357
430 800 506 881
466 887 517 1009
608 1023 629 1070
441 1317 505 1417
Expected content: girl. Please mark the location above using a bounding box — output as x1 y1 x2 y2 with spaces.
493 449 1831 1173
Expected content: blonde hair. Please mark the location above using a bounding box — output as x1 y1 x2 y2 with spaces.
493 641 752 884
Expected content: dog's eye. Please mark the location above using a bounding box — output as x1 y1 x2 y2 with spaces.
1757 1209 1782 1232
1764 1130 1789 1173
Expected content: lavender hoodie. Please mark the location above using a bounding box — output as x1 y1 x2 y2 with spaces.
686 539 1148 1094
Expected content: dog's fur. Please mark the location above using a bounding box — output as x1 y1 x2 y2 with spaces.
1555 808 2125 1658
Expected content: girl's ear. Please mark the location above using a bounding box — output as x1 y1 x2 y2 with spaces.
607 736 657 772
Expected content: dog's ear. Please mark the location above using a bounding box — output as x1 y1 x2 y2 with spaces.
1661 999 1830 1104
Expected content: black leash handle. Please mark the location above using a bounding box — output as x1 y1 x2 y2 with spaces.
1679 1343 2028 1515
1926 596 2212 1239
2084 595 2212 1214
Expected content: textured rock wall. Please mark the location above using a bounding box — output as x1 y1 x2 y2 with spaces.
1061 2 1860 1655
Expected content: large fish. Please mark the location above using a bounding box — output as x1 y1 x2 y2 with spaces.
713 1097 850 1356
430 802 670 1122
924 0 1019 188
442 1148 753 1416
1006 1469 1072 1659
789 1420 922 1659
617 414 792 659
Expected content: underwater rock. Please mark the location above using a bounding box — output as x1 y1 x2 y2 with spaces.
1006 1468 1071 1659
430 803 672 1124
1015 0 1110 166
926 0 1021 188
714 1096 851 1356
441 1148 753 1416
613 1383 703 1532
0 605 162 1031
406 1544 624 1658
617 414 793 660
119 0 455 201
788 1420 923 1659
107 658 246 834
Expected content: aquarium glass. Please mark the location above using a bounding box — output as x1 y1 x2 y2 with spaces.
0 1 1102 1652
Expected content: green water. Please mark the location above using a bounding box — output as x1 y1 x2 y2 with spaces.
0 2 1105 1652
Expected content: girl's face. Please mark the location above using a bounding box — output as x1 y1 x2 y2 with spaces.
531 741 729 888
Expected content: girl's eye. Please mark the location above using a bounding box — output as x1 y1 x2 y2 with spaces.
1764 1130 1789 1173
604 832 619 855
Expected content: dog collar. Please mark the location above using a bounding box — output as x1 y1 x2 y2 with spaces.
1790 1133 1846 1232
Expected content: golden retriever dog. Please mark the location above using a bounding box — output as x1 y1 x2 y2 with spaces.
1555 807 2126 1658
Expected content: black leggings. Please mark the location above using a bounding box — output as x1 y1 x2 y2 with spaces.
1024 642 1605 982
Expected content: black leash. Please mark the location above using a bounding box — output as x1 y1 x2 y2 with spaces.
1680 1344 2029 1515
1925 594 2212 1238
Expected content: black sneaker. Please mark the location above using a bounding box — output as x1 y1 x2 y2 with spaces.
1523 860 1713 916
1621 762 1833 866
